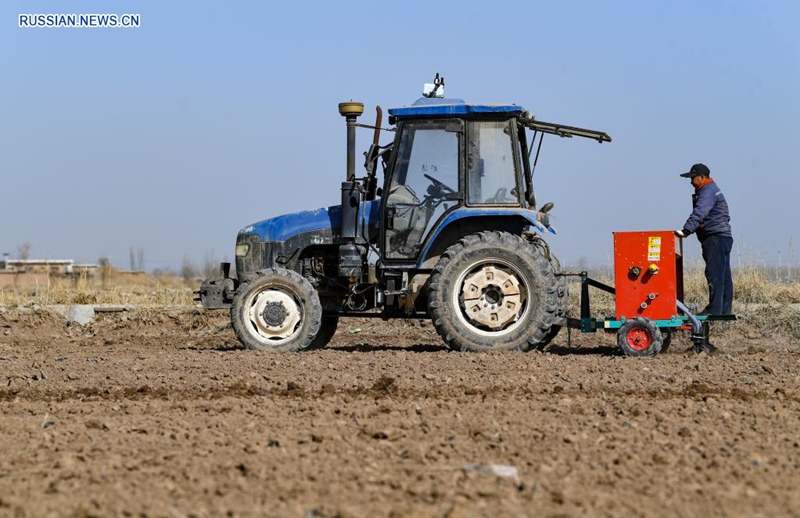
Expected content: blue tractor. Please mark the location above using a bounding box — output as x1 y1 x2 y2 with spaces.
198 76 611 352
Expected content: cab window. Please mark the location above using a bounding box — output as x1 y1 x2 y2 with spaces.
467 120 519 205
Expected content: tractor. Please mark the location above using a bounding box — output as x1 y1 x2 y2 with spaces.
197 76 611 352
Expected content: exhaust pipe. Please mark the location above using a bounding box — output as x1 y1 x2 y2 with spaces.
338 101 364 242
338 101 364 181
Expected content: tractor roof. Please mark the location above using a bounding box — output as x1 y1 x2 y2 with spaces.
388 97 525 119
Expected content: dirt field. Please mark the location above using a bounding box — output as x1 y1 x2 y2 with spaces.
1 307 798 517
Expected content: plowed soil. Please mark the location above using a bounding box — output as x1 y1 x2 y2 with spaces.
1 308 798 517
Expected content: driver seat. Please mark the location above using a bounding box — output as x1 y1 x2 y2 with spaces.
386 184 434 257
484 187 516 204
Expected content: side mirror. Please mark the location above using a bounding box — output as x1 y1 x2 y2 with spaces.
540 202 554 213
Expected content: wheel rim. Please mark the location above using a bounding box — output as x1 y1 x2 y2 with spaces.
246 287 302 344
454 259 530 336
626 325 652 351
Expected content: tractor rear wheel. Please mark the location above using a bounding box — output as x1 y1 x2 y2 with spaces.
231 268 322 352
537 254 568 349
427 231 558 352
617 317 663 357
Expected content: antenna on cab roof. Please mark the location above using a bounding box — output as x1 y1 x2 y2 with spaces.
422 73 445 98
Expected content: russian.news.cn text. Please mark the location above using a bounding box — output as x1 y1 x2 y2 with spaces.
19 14 140 28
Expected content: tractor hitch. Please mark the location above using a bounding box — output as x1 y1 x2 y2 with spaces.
195 262 236 310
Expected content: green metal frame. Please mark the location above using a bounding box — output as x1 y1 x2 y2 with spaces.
572 314 735 334
566 272 737 334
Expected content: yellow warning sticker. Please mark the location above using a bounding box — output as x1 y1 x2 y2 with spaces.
648 236 661 261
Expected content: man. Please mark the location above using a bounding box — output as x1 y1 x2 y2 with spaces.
675 163 733 316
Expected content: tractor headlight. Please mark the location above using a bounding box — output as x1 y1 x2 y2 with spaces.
235 244 250 257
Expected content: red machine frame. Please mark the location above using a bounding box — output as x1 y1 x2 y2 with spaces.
567 230 732 357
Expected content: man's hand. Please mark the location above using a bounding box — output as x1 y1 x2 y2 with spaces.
674 229 685 238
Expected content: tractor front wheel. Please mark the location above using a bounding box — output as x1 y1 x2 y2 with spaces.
231 268 322 352
617 317 663 357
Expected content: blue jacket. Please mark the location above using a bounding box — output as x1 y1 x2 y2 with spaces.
682 179 732 240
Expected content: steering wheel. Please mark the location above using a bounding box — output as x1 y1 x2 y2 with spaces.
423 173 456 195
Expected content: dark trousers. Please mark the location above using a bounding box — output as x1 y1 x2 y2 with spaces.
700 234 734 315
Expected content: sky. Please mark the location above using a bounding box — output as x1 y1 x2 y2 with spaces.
1 1 798 273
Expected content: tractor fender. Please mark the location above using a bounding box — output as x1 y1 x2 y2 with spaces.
416 208 544 268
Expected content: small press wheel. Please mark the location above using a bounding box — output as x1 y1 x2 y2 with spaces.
617 317 663 357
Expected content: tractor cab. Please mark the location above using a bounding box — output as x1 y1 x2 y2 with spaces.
371 79 610 267
382 100 525 261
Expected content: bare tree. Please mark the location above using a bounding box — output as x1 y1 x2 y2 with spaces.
98 257 112 288
17 242 31 260
129 247 146 271
181 256 197 282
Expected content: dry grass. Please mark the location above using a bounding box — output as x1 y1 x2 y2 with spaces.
0 272 197 308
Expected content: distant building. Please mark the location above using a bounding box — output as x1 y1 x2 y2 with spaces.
0 258 100 289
